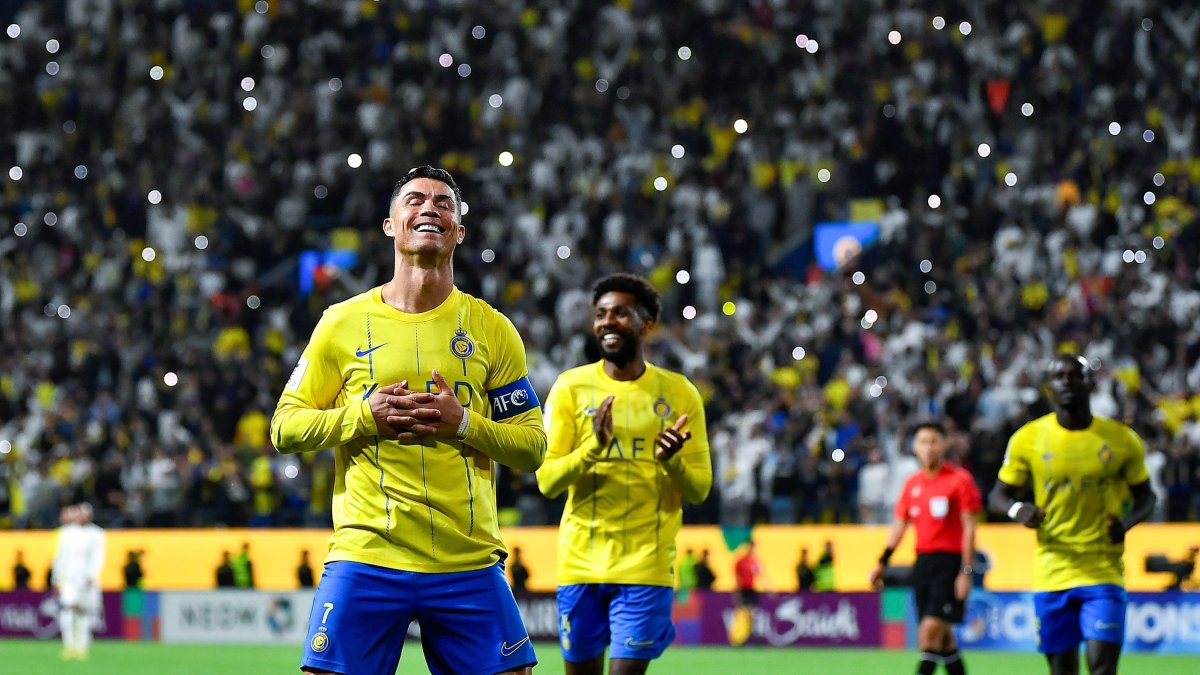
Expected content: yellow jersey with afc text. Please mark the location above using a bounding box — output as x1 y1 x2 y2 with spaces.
271 286 546 573
998 413 1150 591
537 361 712 587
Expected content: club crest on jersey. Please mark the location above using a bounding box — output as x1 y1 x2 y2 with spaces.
450 328 475 359
653 397 671 419
311 632 330 653
1097 444 1112 465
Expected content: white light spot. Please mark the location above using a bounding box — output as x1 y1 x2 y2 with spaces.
678 46 692 60
832 448 845 462
932 16 946 30
241 77 256 92
148 189 162 204
260 44 274 58
472 25 486 39
284 465 299 479
488 94 503 108
595 78 609 93
314 185 328 199
817 168 831 183
1152 236 1165 250
0 440 10 454
150 65 164 80
919 259 933 273
792 347 806 360
682 305 697 320
888 30 901 45
1122 249 1135 263
959 21 972 35
14 223 27 237
864 309 878 323
46 61 60 76
795 34 808 48
46 38 59 53
328 77 342 92
164 372 179 387
57 304 71 319
1134 250 1147 264
1142 129 1155 142
556 245 571 259
498 151 514 167
869 384 883 398
1142 18 1153 31
6 24 19 39
1021 102 1034 117
43 304 55 317
347 153 363 169
243 96 258 111
671 144 685 158
481 249 496 263
1004 172 1018 187
195 235 209 250
8 166 22 180
852 271 865 285
927 194 942 209
1108 122 1122 136
805 40 819 54
247 295 261 309
457 63 472 77
875 376 888 387
1153 173 1165 187
733 119 748 134
460 201 469 215
925 280 937 294
74 165 87 179
1144 192 1156 205
142 247 157 262
438 53 453 68
255 0 268 13
977 143 991 158
653 176 669 191
44 212 57 226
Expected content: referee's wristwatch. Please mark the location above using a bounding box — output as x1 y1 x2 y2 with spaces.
960 565 975 575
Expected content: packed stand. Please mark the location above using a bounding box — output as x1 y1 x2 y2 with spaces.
0 0 1197 530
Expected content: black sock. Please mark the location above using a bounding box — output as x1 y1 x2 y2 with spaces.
917 651 940 675
941 648 965 675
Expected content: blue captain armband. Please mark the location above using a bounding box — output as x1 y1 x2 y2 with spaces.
488 376 540 421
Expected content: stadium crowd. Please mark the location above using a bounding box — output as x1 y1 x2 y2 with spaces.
1 0 1198 530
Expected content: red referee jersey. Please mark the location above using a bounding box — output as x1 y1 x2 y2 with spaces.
894 462 982 555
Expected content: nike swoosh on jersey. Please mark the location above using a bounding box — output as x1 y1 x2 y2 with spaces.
500 636 530 657
355 343 388 357
625 638 656 648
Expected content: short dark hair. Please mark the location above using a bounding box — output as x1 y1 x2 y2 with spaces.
390 165 463 216
592 273 661 323
912 420 946 438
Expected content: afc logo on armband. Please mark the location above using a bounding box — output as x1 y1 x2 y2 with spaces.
489 377 540 421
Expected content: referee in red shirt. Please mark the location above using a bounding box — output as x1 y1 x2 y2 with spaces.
870 421 981 675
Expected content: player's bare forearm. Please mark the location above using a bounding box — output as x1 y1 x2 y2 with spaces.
662 451 712 504
989 480 1044 527
987 480 1019 515
534 449 597 498
462 412 547 472
961 513 977 567
271 399 377 453
883 519 908 551
1121 480 1156 532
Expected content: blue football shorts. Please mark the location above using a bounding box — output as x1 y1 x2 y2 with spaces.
556 583 676 662
1033 584 1126 654
301 560 536 675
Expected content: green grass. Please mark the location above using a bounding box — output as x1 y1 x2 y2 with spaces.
7 640 1198 674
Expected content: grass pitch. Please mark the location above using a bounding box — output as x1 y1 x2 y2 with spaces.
7 640 1198 674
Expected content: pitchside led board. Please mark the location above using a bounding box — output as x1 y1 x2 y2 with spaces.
298 249 358 295
813 221 881 272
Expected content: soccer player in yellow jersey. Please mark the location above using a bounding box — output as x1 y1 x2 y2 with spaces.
989 354 1155 675
272 166 546 675
537 273 713 675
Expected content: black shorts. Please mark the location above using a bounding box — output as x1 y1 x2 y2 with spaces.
736 588 759 607
913 552 964 623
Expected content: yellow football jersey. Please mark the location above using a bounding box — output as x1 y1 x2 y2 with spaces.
998 413 1150 591
537 361 712 587
271 286 545 573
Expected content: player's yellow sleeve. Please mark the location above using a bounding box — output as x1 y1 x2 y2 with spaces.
460 313 546 472
661 382 712 504
1120 425 1151 485
271 311 377 454
997 424 1032 486
535 379 595 499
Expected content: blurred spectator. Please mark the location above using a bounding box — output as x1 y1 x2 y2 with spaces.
694 549 716 591
796 547 815 592
813 540 835 591
215 550 235 588
12 550 31 590
508 546 530 595
232 543 255 589
123 550 144 589
296 549 314 589
857 448 891 524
